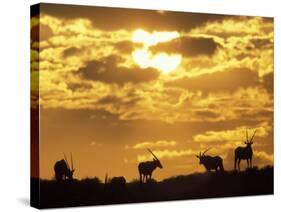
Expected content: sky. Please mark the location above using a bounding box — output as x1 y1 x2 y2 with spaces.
31 3 273 181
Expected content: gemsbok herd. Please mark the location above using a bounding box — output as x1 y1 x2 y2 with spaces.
54 129 257 183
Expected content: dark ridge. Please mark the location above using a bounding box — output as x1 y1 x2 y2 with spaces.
32 166 273 209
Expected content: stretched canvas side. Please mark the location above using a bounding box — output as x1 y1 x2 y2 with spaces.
30 3 40 209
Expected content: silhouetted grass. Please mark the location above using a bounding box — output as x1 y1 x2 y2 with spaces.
33 166 273 208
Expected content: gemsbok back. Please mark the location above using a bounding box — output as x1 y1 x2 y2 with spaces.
234 130 256 171
138 149 163 183
105 174 126 191
196 148 224 173
54 153 75 181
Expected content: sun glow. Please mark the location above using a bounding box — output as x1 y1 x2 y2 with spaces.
132 29 180 47
132 50 182 74
132 29 182 74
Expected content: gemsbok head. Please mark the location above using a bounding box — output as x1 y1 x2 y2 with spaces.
138 149 163 183
196 148 224 173
54 153 75 181
234 129 257 171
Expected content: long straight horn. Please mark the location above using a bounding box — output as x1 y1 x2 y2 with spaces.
63 152 70 169
246 130 249 143
203 148 211 156
70 153 74 170
105 173 108 184
147 148 159 161
250 130 257 142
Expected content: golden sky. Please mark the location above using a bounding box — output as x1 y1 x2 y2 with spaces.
31 4 273 181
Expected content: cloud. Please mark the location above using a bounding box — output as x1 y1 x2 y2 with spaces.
40 3 225 31
96 94 141 113
40 24 54 41
190 16 273 38
34 7 273 126
90 141 102 147
137 149 197 162
193 122 272 144
193 109 220 119
151 36 220 57
254 151 273 165
31 17 39 43
249 37 274 50
63 47 84 57
78 55 160 85
114 40 142 54
262 72 273 93
165 68 260 94
127 140 177 149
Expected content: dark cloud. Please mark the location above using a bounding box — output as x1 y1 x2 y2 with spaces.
234 109 273 122
40 3 227 31
31 4 40 49
63 47 83 57
250 37 273 50
31 23 53 43
40 24 53 41
79 55 159 84
114 40 142 54
244 37 273 51
96 94 141 110
31 24 39 44
194 109 220 119
97 95 120 105
262 72 273 93
166 68 260 94
151 36 220 57
67 82 93 91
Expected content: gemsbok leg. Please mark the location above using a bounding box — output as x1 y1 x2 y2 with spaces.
238 159 241 172
234 156 237 170
139 173 142 184
250 158 252 168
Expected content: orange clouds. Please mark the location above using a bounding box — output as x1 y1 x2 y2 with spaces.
194 122 271 144
128 140 177 149
34 13 273 125
33 5 273 180
137 149 197 162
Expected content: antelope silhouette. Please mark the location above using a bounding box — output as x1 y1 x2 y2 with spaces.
105 174 126 190
196 148 224 173
138 149 163 183
54 153 75 181
234 130 257 171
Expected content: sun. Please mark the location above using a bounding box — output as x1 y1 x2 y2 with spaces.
131 29 182 74
132 49 182 74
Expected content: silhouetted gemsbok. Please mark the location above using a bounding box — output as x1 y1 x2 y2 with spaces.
54 153 75 181
105 174 126 190
234 130 257 171
138 149 163 183
196 148 224 173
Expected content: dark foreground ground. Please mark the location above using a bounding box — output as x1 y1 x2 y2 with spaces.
31 166 273 209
